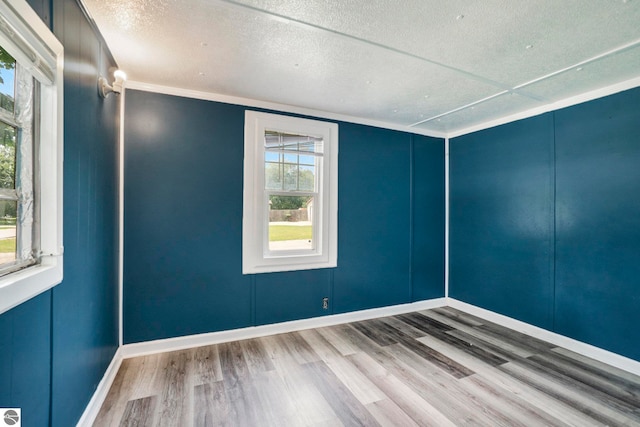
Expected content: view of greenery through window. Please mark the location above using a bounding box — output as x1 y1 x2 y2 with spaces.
0 46 17 264
265 131 319 250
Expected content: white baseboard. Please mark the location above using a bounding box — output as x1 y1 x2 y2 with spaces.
121 298 447 359
79 296 640 425
76 347 124 427
447 298 640 377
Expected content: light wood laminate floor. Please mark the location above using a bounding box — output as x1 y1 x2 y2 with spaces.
94 308 640 426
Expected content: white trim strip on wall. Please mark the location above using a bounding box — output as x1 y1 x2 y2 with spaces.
444 137 450 298
118 89 126 347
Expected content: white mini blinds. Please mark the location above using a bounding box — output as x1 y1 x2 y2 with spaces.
243 111 338 274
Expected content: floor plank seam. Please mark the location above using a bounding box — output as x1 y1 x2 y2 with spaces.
93 308 640 427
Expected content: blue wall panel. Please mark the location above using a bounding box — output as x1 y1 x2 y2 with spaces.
0 1 56 422
0 0 120 426
255 270 332 324
450 87 640 362
123 91 445 342
332 124 412 312
0 292 51 427
123 91 252 343
51 1 120 424
554 88 640 361
412 135 445 301
450 114 555 329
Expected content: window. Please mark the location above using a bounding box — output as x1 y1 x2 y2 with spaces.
0 0 64 314
0 47 36 273
243 111 337 274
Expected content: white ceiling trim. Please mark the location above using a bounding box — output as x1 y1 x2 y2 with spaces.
126 75 640 140
125 80 448 139
447 75 640 139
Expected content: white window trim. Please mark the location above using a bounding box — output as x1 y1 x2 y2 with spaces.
243 111 337 274
0 0 64 315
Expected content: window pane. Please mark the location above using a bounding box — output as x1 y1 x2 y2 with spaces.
0 47 16 113
0 200 16 264
299 155 315 165
299 165 315 191
265 151 279 162
265 161 282 190
283 164 298 190
264 130 322 192
283 153 298 163
268 195 313 251
0 122 16 190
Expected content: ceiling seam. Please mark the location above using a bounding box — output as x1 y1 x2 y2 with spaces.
410 38 640 128
446 75 640 139
408 91 509 127
513 38 640 91
217 0 640 130
216 0 514 93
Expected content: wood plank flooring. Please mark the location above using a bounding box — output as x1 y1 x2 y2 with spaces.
94 308 640 426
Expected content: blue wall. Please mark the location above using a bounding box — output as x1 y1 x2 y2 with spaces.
413 135 447 301
450 87 640 361
1 5 637 423
0 1 636 422
0 293 51 427
0 1 120 426
450 114 555 329
554 88 640 361
123 90 445 343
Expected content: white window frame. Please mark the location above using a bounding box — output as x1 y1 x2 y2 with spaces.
243 111 337 274
0 0 64 315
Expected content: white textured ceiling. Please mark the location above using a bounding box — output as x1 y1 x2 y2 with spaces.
82 0 640 137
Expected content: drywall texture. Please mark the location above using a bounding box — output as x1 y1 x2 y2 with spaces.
123 90 445 343
450 86 640 362
0 0 120 425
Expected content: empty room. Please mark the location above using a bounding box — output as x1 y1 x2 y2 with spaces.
1 0 639 425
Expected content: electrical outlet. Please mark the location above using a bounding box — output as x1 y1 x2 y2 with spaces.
322 297 329 310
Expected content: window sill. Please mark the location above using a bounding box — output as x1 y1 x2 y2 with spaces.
0 256 63 314
243 255 336 275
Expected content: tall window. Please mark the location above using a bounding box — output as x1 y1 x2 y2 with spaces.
0 46 36 273
0 0 64 315
243 111 337 274
265 131 320 253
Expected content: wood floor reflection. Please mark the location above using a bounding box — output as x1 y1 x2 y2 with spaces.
94 307 640 426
